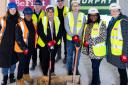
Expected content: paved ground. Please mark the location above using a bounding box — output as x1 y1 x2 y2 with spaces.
0 49 128 85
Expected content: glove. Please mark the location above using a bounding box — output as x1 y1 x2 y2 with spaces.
47 40 56 48
83 41 89 47
23 49 29 55
120 55 128 63
72 35 80 43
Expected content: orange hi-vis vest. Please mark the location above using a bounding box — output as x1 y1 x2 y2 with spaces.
14 20 37 53
0 17 6 44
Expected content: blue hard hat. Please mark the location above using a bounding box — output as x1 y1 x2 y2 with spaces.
34 0 42 5
23 7 33 15
8 2 17 9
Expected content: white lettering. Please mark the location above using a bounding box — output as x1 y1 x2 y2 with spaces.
101 0 106 4
95 0 100 4
82 0 88 4
88 0 93 4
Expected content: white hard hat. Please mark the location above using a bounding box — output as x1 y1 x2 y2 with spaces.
45 5 54 12
109 3 121 10
71 0 80 5
88 7 99 14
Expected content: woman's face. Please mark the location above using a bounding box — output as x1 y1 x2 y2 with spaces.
110 9 120 18
9 8 16 15
90 14 98 22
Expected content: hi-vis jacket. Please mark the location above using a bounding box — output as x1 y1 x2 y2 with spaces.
54 6 69 17
37 16 61 47
83 20 107 57
66 12 85 41
15 19 37 53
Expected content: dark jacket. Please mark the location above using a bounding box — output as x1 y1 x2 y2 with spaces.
106 14 127 69
38 18 62 47
15 19 36 53
0 15 19 68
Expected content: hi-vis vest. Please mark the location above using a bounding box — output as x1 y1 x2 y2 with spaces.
15 20 37 53
37 16 60 47
83 21 106 57
32 11 45 25
110 20 123 56
54 6 69 17
67 12 85 40
0 17 6 44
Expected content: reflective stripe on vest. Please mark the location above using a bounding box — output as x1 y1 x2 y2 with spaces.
54 6 69 17
67 12 84 40
15 20 29 52
91 21 106 56
110 20 123 56
32 11 45 25
0 17 6 44
37 16 60 47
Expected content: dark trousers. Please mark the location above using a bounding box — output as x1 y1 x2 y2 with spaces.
91 59 102 85
57 32 67 59
17 53 31 80
39 46 58 75
31 48 37 65
118 68 128 85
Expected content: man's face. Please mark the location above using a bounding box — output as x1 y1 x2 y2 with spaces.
72 3 80 12
34 5 42 12
9 8 16 15
47 9 54 19
110 9 120 18
57 1 64 9
25 14 32 21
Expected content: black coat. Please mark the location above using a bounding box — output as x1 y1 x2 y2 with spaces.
0 15 19 68
106 14 128 69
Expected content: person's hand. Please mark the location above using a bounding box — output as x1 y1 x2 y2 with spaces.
23 49 29 55
72 35 80 43
83 41 89 47
120 55 128 63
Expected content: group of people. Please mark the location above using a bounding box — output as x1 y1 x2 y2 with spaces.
0 0 128 85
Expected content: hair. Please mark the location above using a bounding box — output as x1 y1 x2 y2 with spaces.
4 8 20 19
46 7 54 12
87 13 101 24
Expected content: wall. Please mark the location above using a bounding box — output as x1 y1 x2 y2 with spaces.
0 0 7 17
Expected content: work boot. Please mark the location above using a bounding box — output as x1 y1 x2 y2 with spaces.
23 74 33 83
1 75 8 85
9 73 16 83
16 79 25 85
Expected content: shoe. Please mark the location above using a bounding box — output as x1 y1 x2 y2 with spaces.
55 58 61 62
23 74 33 83
30 63 36 70
16 79 25 85
1 75 8 85
68 71 73 75
63 57 66 64
51 72 56 76
9 73 16 83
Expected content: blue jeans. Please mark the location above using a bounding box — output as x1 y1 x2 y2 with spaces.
66 40 81 72
2 64 16 76
91 59 102 85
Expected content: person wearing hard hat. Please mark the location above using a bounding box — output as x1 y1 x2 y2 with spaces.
37 5 62 76
65 0 86 75
54 0 69 63
82 7 107 85
0 2 20 85
30 0 45 71
15 7 37 85
106 3 128 85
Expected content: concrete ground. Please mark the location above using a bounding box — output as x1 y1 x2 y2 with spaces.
0 49 128 85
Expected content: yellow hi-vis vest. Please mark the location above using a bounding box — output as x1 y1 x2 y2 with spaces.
32 11 45 25
66 12 85 40
37 16 61 47
54 6 69 17
14 20 37 53
0 17 6 44
110 20 123 56
91 21 106 56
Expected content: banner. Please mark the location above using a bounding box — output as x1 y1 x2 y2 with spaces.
9 0 50 11
70 0 117 15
